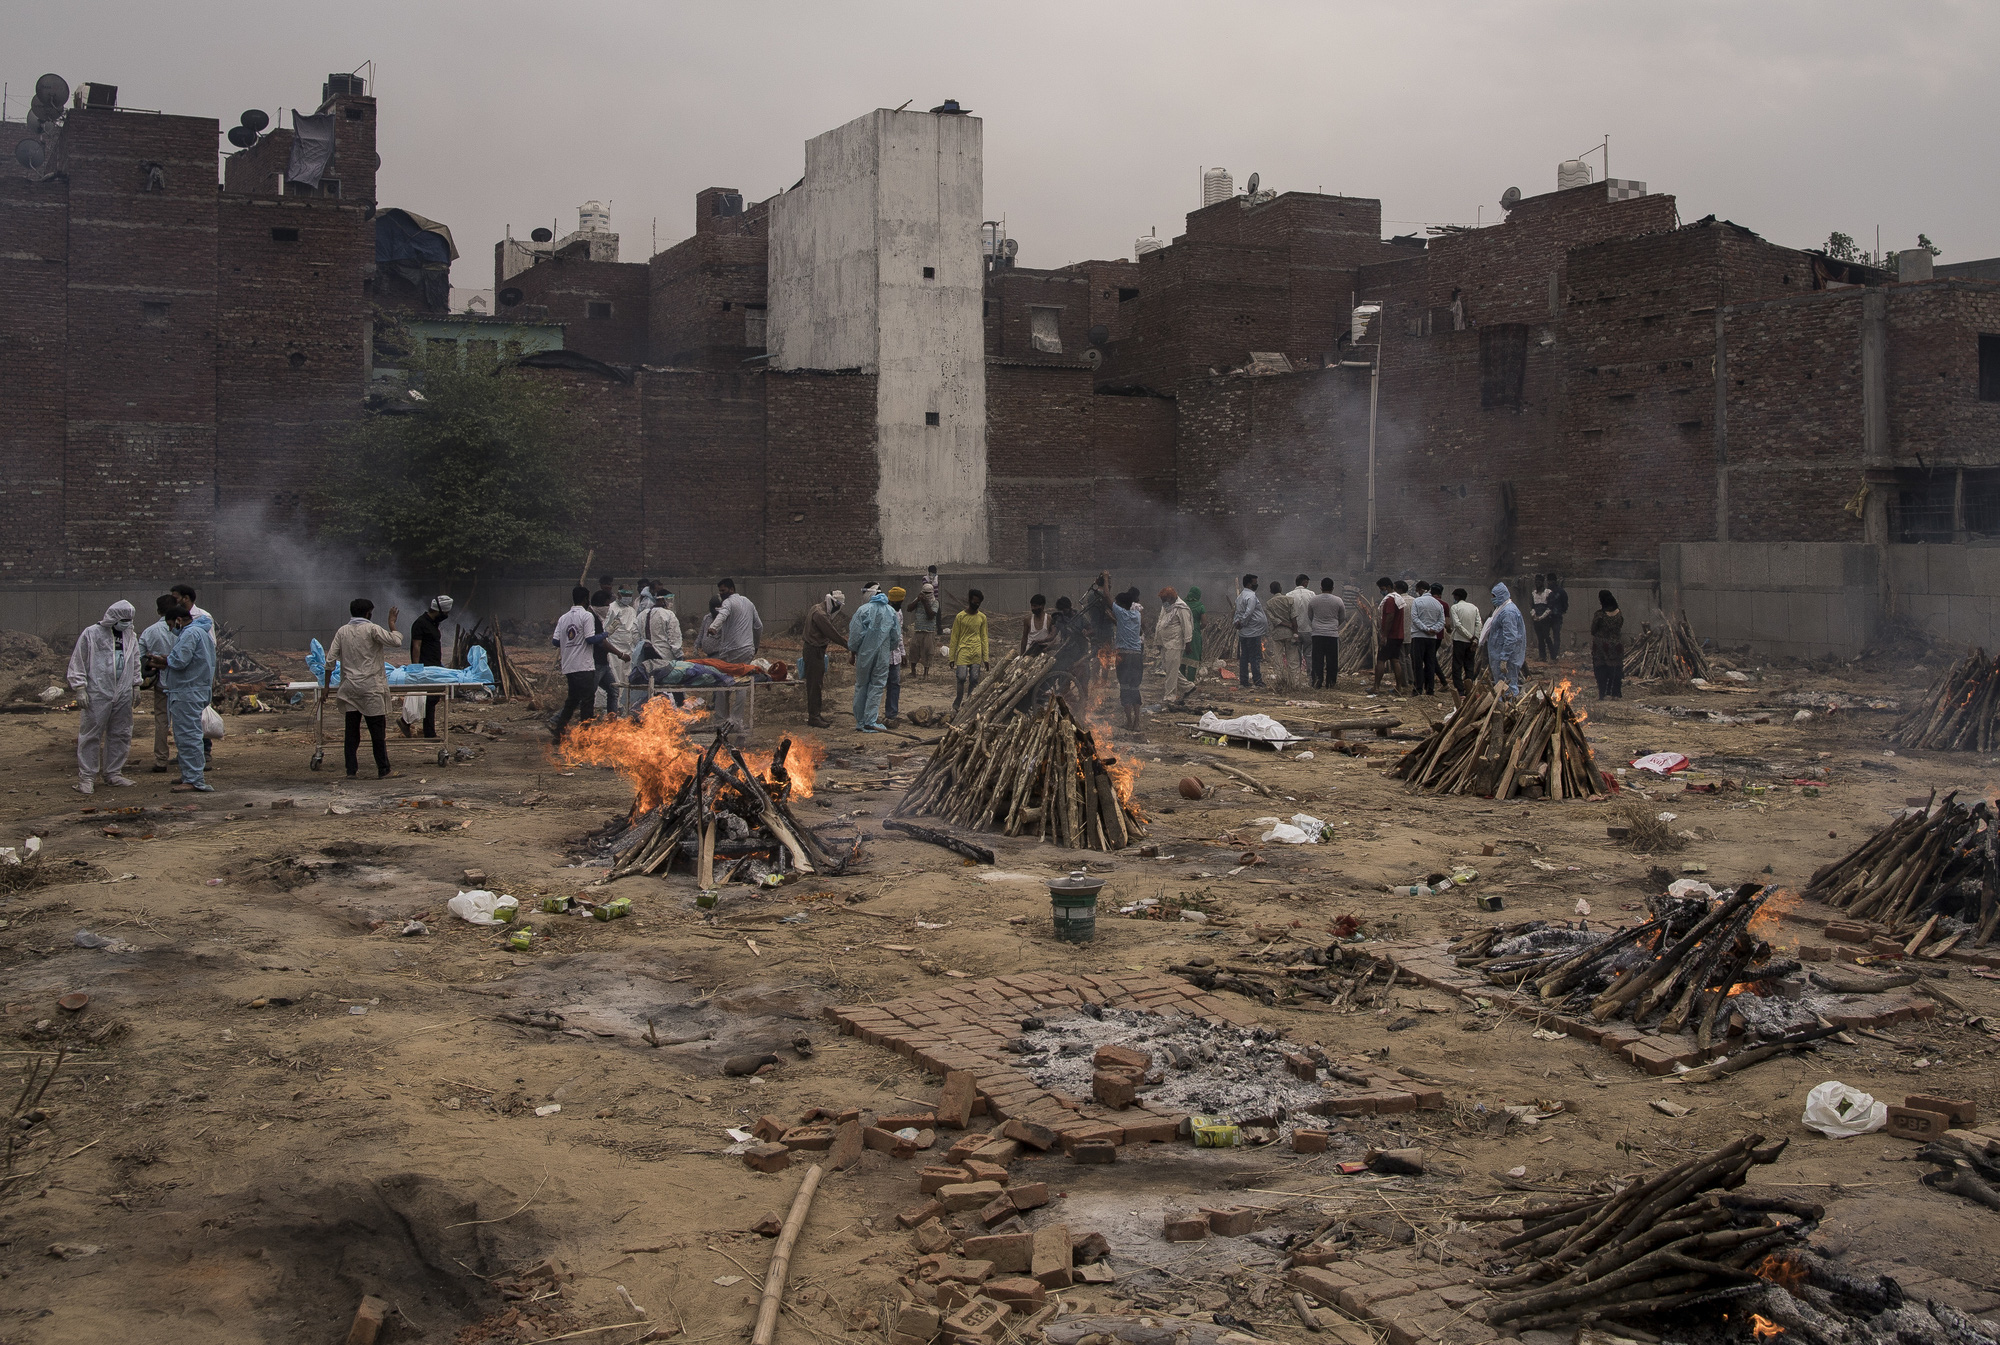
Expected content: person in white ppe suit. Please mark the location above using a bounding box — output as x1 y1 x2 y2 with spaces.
629 590 686 714
604 588 641 711
68 600 141 794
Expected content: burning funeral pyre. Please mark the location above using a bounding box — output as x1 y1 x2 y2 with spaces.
1623 608 1710 681
895 653 1145 852
1804 791 1998 947
1468 1135 2000 1342
1892 647 2000 751
1393 679 1605 800
1451 885 1838 1051
563 701 844 883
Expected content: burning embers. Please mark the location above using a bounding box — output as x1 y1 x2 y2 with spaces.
564 696 822 811
596 726 847 883
1454 884 1816 1046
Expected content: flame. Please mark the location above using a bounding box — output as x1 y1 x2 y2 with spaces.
1751 1314 1785 1338
1101 751 1142 810
1755 1252 1807 1291
560 697 822 811
1747 887 1801 942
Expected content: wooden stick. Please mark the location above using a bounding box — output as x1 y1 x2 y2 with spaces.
881 818 995 864
752 1163 824 1345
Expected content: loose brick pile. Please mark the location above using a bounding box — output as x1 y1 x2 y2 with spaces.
1373 940 1935 1076
825 972 1442 1144
1288 1249 1497 1345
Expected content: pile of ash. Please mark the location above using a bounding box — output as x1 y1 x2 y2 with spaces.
1007 1006 1330 1134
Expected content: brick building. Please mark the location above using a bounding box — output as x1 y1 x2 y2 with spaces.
6 78 1998 624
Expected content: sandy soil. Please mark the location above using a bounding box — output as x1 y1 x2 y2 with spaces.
1 630 1996 1344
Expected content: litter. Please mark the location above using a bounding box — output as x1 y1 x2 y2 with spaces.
1531 1028 1566 1042
1631 753 1690 775
447 890 519 925
534 1104 562 1117
1294 751 1315 761
1802 1081 1887 1137
72 929 131 951
1574 898 1592 916
1256 813 1328 844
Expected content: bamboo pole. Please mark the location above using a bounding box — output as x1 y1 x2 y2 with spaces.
751 1163 824 1345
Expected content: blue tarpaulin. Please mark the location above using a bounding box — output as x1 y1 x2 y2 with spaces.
308 641 492 688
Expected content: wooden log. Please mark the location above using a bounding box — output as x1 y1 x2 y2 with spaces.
881 818 995 865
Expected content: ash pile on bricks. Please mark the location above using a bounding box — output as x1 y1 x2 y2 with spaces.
1009 1008 1352 1137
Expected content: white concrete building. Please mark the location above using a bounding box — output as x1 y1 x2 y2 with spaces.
768 107 989 567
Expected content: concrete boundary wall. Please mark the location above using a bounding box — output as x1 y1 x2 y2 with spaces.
1887 545 2000 651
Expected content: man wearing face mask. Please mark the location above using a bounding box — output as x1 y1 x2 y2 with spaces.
802 590 847 728
604 588 640 711
408 595 454 739
68 600 141 795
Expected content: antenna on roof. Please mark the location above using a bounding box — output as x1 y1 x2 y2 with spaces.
893 99 912 111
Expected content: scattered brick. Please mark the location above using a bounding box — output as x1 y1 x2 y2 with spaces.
1163 1213 1210 1242
1201 1206 1256 1237
1907 1094 1977 1125
778 1125 836 1151
741 1143 791 1173
828 1119 863 1171
1071 1140 1117 1164
984 1277 1046 1311
1008 1182 1050 1212
1031 1223 1072 1289
1000 1117 1058 1150
940 1297 1009 1342
962 1159 1010 1185
1092 1071 1137 1109
1887 1106 1953 1142
937 1071 978 1129
897 1199 944 1228
751 1114 788 1141
1093 1043 1151 1072
962 1233 1033 1272
1293 1128 1331 1153
910 1219 953 1255
937 1181 1006 1211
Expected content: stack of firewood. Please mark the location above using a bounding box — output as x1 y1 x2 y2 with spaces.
1393 680 1604 800
1804 791 1998 946
452 619 536 702
1622 610 1708 681
1454 886 1810 1048
1468 1135 1814 1334
1892 649 2000 751
896 653 1145 852
609 732 846 882
1337 597 1378 675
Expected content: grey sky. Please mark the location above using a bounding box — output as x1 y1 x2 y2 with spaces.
11 0 1998 283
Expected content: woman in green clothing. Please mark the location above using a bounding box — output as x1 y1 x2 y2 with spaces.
1182 586 1205 686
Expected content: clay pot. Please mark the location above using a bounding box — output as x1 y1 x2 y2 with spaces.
1178 776 1205 799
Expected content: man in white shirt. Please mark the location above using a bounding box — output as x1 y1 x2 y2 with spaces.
711 577 763 742
1448 587 1482 696
551 585 604 743
1408 581 1447 697
1285 574 1315 677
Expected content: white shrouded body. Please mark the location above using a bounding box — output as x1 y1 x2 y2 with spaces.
1557 160 1593 191
1202 167 1233 207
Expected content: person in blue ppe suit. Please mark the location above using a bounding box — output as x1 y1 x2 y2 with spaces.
165 603 217 791
1481 582 1528 696
847 586 899 733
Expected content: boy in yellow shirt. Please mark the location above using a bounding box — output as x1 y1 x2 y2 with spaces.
949 588 989 712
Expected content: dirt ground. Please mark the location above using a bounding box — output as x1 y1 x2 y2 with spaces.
1 624 1997 1344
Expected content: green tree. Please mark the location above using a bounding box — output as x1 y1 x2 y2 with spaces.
1917 232 1941 256
1824 231 1860 263
319 343 588 587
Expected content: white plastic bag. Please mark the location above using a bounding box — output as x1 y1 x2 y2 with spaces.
447 889 519 926
201 706 227 740
401 694 424 725
1801 1080 1887 1137
1258 813 1328 844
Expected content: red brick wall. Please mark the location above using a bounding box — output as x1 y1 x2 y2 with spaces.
61 108 222 581
1091 392 1178 566
639 370 769 575
509 257 650 365
504 365 648 576
648 193 771 368
987 364 1096 569
0 145 69 581
984 269 1098 363
765 371 881 571
214 196 373 574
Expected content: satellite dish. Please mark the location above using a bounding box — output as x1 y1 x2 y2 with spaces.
35 74 69 107
1246 172 1260 196
530 227 553 243
1500 186 1522 211
1087 323 1110 347
999 237 1019 258
24 108 43 133
15 138 46 170
1081 348 1103 369
498 287 523 307
226 125 257 149
240 109 269 133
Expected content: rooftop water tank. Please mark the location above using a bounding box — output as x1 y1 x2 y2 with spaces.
1351 303 1383 345
1134 236 1167 260
579 200 610 233
1202 167 1233 207
1557 160 1593 191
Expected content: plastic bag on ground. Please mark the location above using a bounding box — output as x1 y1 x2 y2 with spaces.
201 706 227 740
447 890 520 926
1667 879 1726 901
1801 1080 1887 1137
1631 752 1689 775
